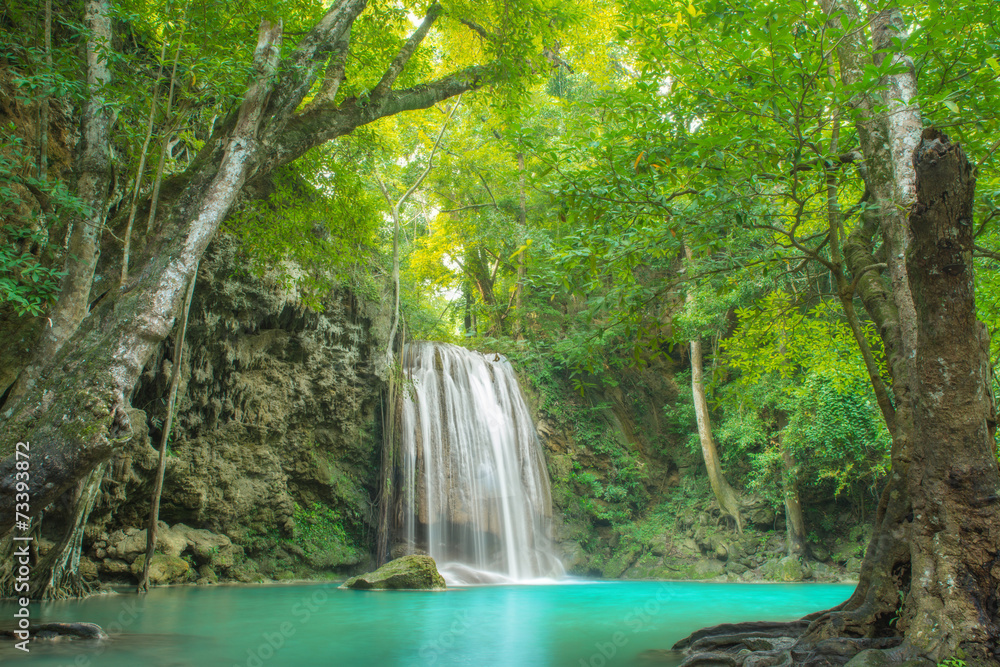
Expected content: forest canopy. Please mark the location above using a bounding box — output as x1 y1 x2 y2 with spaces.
1 0 999 663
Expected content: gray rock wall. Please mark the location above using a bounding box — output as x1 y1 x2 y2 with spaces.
80 235 389 584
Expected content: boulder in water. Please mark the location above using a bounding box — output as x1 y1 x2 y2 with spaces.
1 622 108 642
340 555 446 590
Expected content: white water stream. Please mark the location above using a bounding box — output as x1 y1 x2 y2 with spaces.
400 342 563 585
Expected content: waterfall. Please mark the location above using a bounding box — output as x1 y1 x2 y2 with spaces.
398 342 563 585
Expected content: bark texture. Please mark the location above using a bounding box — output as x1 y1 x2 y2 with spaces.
0 0 494 546
685 246 743 532
674 132 1000 667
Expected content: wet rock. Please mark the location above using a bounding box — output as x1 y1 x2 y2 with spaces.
845 557 863 575
105 530 148 564
196 564 218 584
173 524 232 561
725 561 749 575
78 556 99 581
155 523 191 557
745 506 776 527
679 538 700 555
100 559 130 575
1 622 108 642
810 544 830 561
340 555 446 590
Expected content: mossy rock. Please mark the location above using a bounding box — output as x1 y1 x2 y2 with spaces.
761 556 804 582
130 554 191 584
340 555 446 590
691 559 726 579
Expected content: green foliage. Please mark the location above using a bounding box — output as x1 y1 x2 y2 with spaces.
0 131 82 316
514 347 649 525
292 502 358 566
715 293 892 509
224 151 381 311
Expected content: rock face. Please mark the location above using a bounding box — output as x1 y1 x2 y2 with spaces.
131 554 191 585
762 556 805 582
78 235 390 585
340 555 446 590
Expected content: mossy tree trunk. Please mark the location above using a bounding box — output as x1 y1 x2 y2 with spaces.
32 462 108 600
679 4 999 663
0 2 501 590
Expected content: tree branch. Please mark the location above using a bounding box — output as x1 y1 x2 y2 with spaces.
371 3 442 100
269 65 488 170
302 26 352 113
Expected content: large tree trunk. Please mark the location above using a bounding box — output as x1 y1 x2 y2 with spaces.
674 134 1000 667
675 2 999 662
0 1 493 553
898 131 1000 658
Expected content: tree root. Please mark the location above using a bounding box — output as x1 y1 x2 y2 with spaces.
673 621 811 650
32 462 108 600
674 628 905 667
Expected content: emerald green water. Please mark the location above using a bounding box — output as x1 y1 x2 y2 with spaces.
1 581 851 666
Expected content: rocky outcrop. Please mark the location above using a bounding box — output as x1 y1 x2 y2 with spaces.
73 234 389 586
340 555 446 590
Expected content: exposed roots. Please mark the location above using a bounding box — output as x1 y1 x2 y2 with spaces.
674 631 906 667
32 462 108 600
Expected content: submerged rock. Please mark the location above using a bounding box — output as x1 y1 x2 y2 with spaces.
1 622 108 641
340 555 446 590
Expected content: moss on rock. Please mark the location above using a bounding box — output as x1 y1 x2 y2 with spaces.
130 554 191 584
340 555 446 590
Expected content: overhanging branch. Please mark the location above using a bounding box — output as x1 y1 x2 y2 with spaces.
371 3 442 99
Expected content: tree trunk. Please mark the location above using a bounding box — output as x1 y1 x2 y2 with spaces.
686 245 743 532
778 426 807 559
689 333 743 533
138 262 197 593
10 0 116 404
33 462 108 599
897 131 1000 659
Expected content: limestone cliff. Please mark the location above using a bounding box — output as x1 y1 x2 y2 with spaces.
70 235 390 586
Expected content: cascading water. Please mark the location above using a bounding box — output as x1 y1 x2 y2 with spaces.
398 342 563 585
